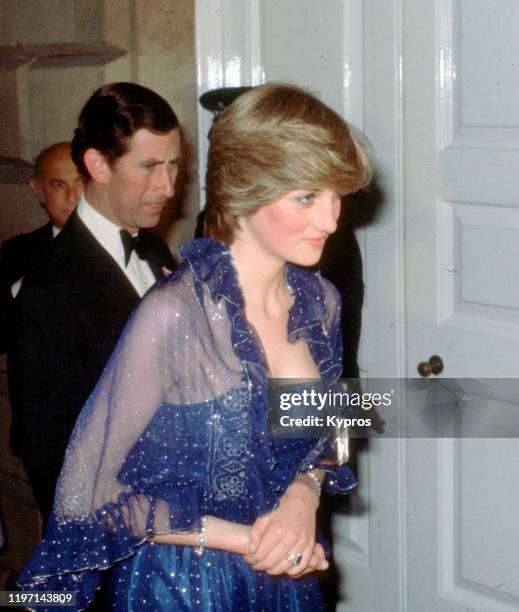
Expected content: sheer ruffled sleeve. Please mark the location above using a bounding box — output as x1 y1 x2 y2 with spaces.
18 267 242 608
283 272 357 495
320 276 343 370
314 276 357 493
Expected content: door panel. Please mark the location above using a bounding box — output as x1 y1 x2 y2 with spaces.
403 1 519 610
405 0 519 378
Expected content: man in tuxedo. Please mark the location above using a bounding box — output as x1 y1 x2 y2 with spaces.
9 82 179 526
0 142 84 352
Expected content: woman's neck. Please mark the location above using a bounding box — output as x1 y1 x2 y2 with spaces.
230 237 290 318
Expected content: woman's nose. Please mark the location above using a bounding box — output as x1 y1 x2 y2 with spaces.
314 192 340 234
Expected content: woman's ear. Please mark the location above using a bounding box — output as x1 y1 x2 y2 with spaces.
83 149 111 184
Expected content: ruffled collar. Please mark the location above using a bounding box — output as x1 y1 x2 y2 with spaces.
178 237 330 342
178 238 340 379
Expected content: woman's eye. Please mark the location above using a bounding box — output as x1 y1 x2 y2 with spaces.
297 193 315 205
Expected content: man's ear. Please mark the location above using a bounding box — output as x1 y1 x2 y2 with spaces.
83 149 111 184
30 178 43 201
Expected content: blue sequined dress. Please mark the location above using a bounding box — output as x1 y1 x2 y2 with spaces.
18 239 357 611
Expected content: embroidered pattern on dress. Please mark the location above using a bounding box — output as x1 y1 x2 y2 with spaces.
212 387 251 500
54 408 94 523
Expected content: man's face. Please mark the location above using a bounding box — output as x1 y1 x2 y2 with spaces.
31 144 85 228
101 128 181 234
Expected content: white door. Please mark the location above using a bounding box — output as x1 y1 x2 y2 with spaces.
401 1 519 611
344 1 519 611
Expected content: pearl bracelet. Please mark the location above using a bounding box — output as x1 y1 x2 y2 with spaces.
305 470 322 497
193 516 208 556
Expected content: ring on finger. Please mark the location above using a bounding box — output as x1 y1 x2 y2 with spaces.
285 552 303 567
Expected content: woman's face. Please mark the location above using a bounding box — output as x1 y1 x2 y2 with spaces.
238 188 341 267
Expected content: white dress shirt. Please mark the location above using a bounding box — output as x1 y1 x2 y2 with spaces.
77 195 157 297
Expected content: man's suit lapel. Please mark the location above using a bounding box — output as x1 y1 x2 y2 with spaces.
64 212 141 306
35 222 54 249
61 212 176 307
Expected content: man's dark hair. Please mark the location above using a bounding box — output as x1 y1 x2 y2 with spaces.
72 82 178 179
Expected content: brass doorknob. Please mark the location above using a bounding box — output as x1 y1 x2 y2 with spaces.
417 355 444 377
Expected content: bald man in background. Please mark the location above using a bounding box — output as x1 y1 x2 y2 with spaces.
0 142 84 353
30 142 84 231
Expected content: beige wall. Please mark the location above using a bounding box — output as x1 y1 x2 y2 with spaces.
0 0 197 585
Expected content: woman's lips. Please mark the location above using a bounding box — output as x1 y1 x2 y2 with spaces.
304 236 328 248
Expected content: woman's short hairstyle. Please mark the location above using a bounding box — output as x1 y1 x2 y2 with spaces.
205 82 372 244
72 82 178 179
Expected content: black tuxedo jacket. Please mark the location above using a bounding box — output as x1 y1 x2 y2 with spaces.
8 211 176 522
0 223 54 353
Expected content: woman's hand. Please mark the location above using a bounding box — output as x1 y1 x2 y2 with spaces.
243 480 320 576
297 542 328 577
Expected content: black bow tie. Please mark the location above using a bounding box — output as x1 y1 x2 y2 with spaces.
120 229 150 266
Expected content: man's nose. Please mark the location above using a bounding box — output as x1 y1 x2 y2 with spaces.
66 184 81 204
156 166 175 198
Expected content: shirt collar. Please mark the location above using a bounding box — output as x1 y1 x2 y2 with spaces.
76 194 127 265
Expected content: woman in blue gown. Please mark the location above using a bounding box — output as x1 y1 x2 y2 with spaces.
19 83 371 611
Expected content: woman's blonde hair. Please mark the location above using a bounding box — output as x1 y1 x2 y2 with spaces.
205 83 372 244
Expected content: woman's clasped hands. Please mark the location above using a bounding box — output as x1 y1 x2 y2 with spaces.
243 479 328 578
